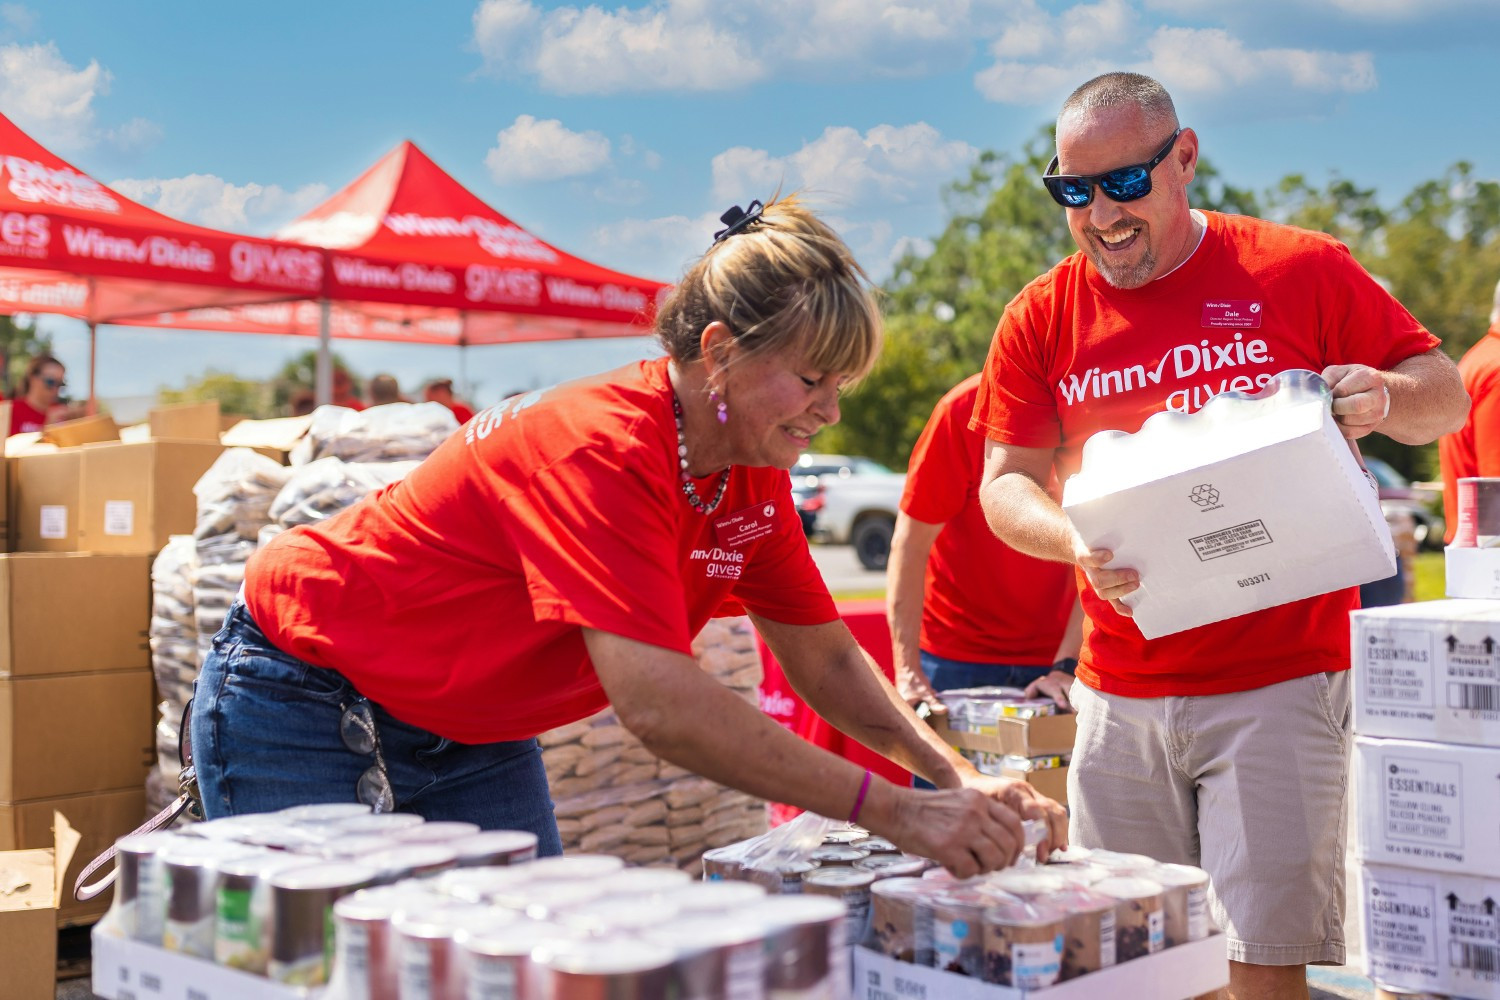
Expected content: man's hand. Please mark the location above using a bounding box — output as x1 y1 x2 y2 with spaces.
1025 670 1075 712
1071 531 1139 617
895 663 945 716
958 772 1069 860
1323 363 1389 441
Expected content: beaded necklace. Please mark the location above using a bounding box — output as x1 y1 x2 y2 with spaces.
671 391 731 514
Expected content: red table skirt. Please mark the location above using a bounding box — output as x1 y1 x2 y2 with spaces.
755 598 912 824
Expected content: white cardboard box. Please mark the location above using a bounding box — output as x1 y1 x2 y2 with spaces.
1354 736 1500 878
1445 545 1500 599
1351 599 1500 746
854 937 1228 1000
92 928 310 1000
1359 863 1500 999
1063 370 1393 640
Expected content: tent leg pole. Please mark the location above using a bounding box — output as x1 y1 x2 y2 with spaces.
315 299 332 406
87 321 98 416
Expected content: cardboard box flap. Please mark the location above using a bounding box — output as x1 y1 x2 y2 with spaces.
0 813 76 911
148 400 221 442
1064 369 1330 506
220 414 312 451
42 413 119 449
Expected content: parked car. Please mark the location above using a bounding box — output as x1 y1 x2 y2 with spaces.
1365 456 1443 551
791 453 906 570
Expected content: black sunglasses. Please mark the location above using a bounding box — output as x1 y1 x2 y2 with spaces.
1043 129 1183 208
42 376 66 389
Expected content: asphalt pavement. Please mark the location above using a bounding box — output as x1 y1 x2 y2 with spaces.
809 540 887 594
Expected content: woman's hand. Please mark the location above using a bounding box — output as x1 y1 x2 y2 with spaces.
958 772 1069 860
869 783 1031 878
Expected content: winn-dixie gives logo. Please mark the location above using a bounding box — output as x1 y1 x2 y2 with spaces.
691 545 744 580
1 157 119 213
1058 332 1275 413
383 214 560 263
229 242 323 291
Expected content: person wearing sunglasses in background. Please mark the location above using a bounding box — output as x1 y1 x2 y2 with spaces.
973 73 1467 999
191 195 1067 877
9 354 68 436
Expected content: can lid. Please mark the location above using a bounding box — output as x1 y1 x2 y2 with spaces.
536 938 676 976
1093 875 1165 901
809 846 868 863
115 831 189 856
1087 850 1157 874
870 877 931 901
390 820 482 844
395 900 515 939
450 830 539 861
850 836 898 854
1149 863 1210 888
216 851 319 881
803 867 876 889
986 869 1069 898
596 866 692 897
331 812 426 835
159 838 259 868
458 921 580 957
276 802 373 824
659 880 767 913
743 894 847 928
820 828 867 845
983 898 1067 927
364 844 459 876
335 883 440 921
524 854 626 881
854 854 927 876
314 834 401 860
433 864 536 901
557 897 681 935
494 879 602 917
188 814 286 842
642 913 762 951
271 861 380 891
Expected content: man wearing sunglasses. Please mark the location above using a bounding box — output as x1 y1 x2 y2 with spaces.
974 72 1469 1000
9 354 67 436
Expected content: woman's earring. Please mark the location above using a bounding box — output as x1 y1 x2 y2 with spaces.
709 387 729 424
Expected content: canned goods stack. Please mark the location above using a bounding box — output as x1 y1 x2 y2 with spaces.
94 801 863 999
540 616 769 871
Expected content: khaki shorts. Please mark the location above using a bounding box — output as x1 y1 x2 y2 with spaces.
1069 670 1351 966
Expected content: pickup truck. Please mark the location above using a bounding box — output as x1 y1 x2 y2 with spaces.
792 454 906 571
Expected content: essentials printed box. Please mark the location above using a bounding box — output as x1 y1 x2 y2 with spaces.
1063 370 1393 640
1360 863 1500 1000
1354 736 1500 878
1351 599 1500 746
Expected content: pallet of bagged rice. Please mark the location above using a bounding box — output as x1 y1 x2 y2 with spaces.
540 616 769 870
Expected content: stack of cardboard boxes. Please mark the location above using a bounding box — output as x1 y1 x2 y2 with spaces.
0 401 226 928
1352 553 1500 996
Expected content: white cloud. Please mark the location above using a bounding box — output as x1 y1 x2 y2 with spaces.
0 41 109 150
1 4 38 34
712 123 977 207
471 0 997 94
108 174 330 234
589 211 719 282
485 115 612 184
974 0 1376 115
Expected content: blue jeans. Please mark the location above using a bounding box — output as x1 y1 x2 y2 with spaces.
191 602 563 856
914 650 1051 789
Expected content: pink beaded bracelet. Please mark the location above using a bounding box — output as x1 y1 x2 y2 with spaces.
849 769 873 825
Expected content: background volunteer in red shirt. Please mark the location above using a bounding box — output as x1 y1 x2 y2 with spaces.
974 73 1467 996
8 354 66 436
424 377 474 424
887 374 1080 732
191 196 1066 873
1439 277 1500 540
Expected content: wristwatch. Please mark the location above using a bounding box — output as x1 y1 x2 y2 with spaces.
1052 657 1078 676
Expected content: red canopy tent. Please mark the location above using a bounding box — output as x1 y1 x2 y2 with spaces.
129 141 671 401
0 111 326 405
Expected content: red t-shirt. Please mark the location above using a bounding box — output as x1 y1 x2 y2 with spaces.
333 394 367 412
9 398 45 435
973 211 1440 698
448 402 475 424
246 358 838 743
1439 323 1500 542
902 375 1074 664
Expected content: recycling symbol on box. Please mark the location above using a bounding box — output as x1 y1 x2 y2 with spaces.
1189 484 1220 507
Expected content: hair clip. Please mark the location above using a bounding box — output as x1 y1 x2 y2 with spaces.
712 200 765 244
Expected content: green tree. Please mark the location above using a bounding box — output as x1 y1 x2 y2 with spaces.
159 371 274 418
269 350 361 413
0 314 53 395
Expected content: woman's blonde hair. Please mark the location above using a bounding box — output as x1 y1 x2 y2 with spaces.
655 194 882 382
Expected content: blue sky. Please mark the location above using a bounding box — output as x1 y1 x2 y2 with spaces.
6 0 1499 414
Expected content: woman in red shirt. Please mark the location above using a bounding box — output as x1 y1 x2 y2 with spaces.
190 197 1063 874
9 354 66 436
